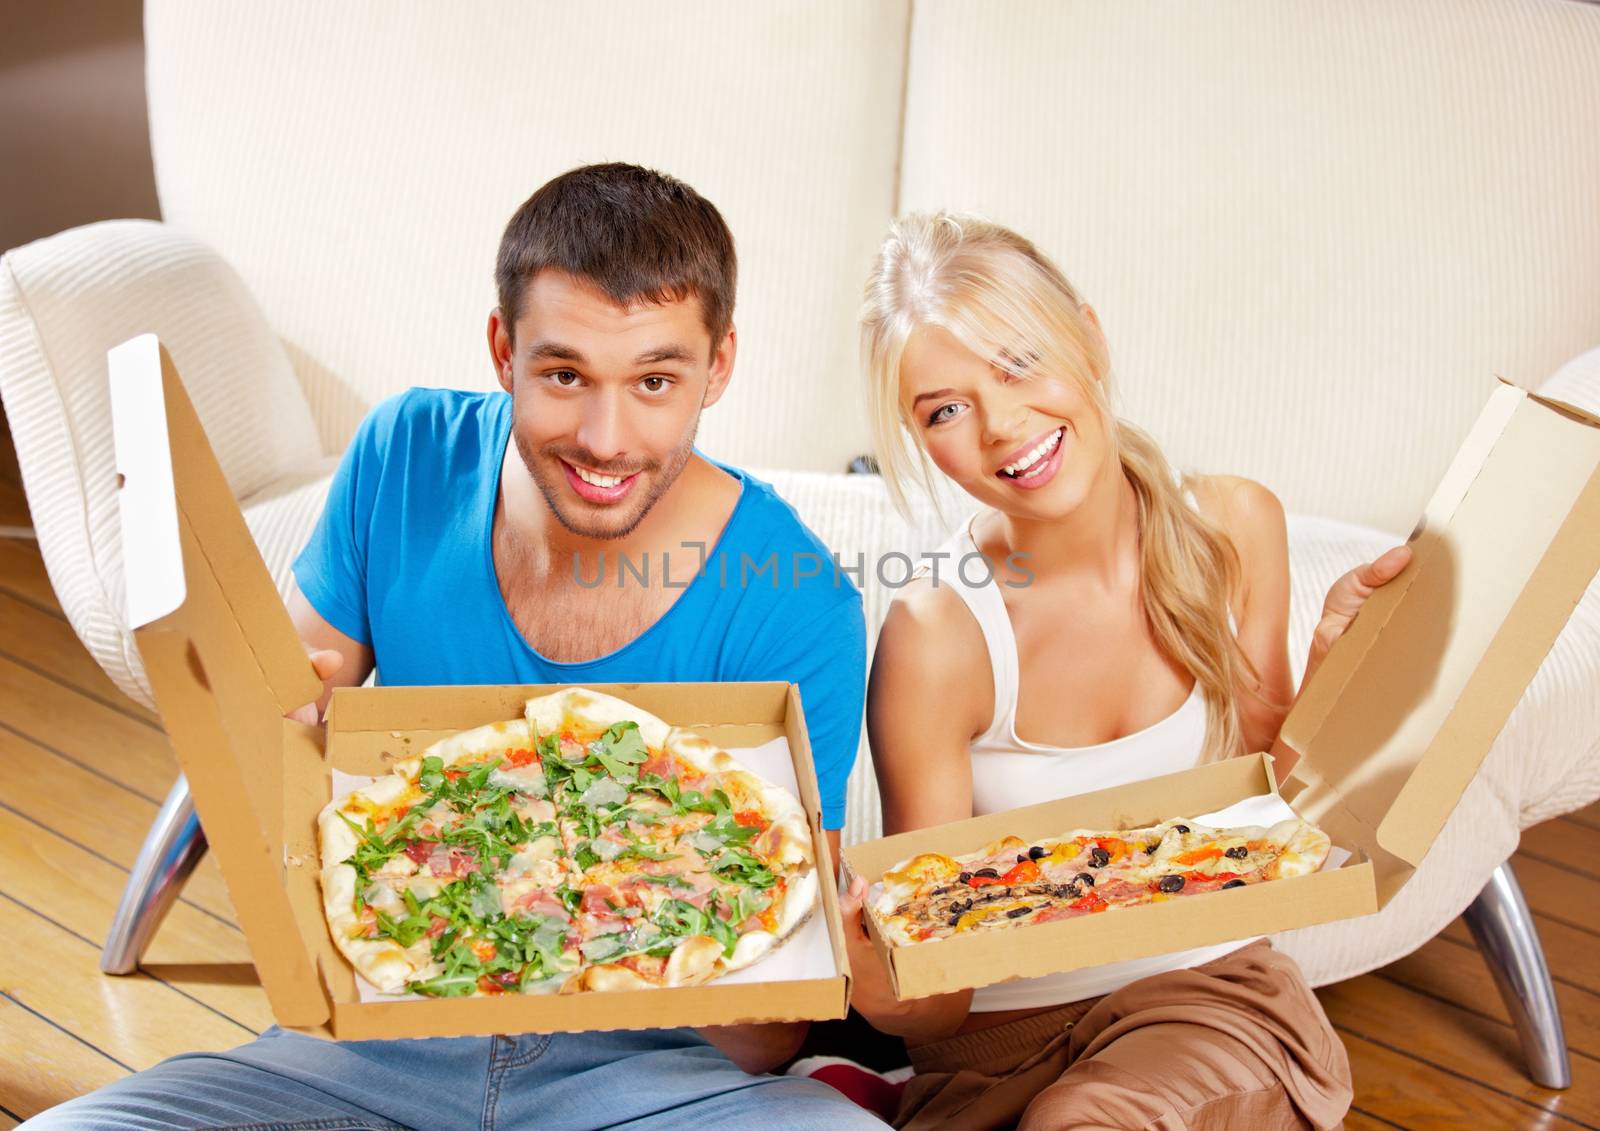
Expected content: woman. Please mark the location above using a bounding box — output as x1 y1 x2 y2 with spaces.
840 213 1410 1130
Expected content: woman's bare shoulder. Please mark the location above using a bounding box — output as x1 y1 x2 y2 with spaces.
1187 474 1286 549
870 577 992 734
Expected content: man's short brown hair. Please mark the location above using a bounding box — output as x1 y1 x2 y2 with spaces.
495 163 737 347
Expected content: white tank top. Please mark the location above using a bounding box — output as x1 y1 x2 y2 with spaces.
916 503 1248 1010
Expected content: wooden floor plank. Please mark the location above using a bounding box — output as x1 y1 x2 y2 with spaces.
1441 912 1600 997
0 535 60 613
0 993 129 1121
1339 1029 1580 1130
1380 934 1600 1062
0 724 238 925
1512 853 1600 935
1523 819 1600 879
0 806 272 1033
1319 974 1600 1126
0 899 254 1072
0 589 160 726
0 409 23 490
1569 802 1600 833
0 477 28 526
0 650 178 805
1344 1109 1408 1131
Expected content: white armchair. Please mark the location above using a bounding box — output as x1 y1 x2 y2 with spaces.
3 0 1598 1089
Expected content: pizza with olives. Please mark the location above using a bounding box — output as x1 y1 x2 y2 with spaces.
867 816 1330 947
317 688 817 997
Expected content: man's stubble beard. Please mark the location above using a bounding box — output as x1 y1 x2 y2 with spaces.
513 415 700 542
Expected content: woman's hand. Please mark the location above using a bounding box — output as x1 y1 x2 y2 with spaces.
1304 545 1413 684
286 649 345 725
839 875 974 1041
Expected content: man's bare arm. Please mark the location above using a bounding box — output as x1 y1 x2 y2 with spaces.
286 588 374 720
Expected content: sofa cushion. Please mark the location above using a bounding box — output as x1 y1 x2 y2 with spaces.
143 0 909 474
0 219 322 706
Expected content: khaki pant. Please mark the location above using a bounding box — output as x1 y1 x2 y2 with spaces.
895 941 1351 1131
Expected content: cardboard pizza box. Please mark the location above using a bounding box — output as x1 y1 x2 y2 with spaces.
845 377 1600 1000
109 335 850 1040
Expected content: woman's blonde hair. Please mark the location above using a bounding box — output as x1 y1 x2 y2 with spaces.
861 212 1258 764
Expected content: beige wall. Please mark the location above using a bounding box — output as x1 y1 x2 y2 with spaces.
0 1 158 254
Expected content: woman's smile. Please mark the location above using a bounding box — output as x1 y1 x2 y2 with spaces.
996 425 1067 489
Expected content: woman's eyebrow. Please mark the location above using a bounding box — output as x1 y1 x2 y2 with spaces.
911 387 956 408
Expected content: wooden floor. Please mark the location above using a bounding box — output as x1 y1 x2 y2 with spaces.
0 439 1598 1128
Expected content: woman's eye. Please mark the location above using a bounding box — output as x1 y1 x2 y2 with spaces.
927 403 964 426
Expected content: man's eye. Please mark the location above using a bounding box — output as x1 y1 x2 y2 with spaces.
927 403 963 426
550 370 580 387
640 375 672 393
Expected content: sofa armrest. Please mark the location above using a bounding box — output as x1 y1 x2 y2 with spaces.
0 219 322 708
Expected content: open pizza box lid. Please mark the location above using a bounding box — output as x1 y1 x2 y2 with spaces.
843 376 1600 997
1276 377 1600 909
111 335 332 1027
109 336 850 1035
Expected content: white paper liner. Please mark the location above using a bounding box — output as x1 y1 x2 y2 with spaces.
328 736 837 1003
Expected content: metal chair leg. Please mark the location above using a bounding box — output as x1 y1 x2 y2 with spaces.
100 774 208 974
1462 859 1571 1090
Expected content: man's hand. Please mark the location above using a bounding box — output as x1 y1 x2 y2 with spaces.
1304 544 1412 685
287 649 346 725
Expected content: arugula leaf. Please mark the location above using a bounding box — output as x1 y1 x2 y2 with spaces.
554 884 583 916
709 846 777 889
601 722 649 764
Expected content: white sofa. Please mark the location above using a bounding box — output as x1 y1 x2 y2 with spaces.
3 0 1599 1042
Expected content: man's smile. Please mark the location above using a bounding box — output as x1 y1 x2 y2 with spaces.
560 457 643 504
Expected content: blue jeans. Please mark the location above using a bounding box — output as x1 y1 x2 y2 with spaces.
23 1026 886 1130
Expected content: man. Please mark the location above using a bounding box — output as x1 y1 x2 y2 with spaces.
30 164 879 1130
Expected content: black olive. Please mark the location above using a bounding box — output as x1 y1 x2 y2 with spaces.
1157 874 1185 893
1146 841 1161 854
932 884 957 895
975 868 1000 878
1222 879 1247 890
1088 847 1110 869
947 912 962 925
1225 846 1249 860
1174 824 1190 834
1005 906 1032 919
1028 845 1048 860
958 872 973 883
1062 883 1082 900
1015 853 1027 864
1075 872 1095 888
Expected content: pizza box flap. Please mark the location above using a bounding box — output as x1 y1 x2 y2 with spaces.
110 335 330 1025
1279 380 1600 895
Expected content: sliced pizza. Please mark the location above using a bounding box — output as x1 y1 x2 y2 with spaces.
315 688 818 998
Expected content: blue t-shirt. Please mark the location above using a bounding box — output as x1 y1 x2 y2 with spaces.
292 388 866 828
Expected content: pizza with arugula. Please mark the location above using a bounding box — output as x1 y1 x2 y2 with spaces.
317 688 817 997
